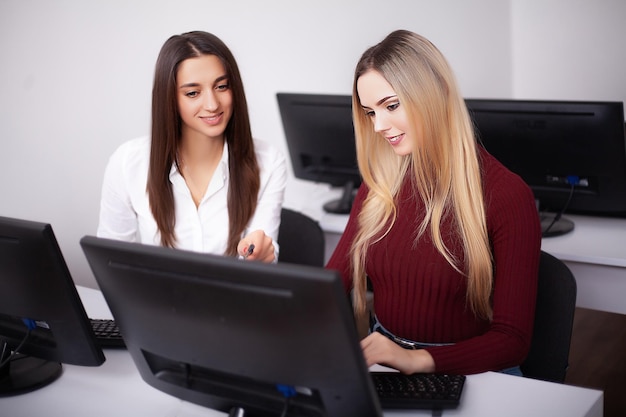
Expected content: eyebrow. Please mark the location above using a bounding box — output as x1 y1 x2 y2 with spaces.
179 75 229 89
361 95 398 109
377 95 397 105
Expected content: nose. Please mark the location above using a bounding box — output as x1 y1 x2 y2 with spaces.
203 90 219 112
373 112 390 133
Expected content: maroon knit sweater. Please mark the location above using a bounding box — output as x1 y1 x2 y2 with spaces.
326 149 542 375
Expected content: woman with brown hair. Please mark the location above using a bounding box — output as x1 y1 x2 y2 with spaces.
327 30 541 375
97 31 286 262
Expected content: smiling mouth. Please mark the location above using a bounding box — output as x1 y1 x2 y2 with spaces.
387 134 404 144
201 113 223 125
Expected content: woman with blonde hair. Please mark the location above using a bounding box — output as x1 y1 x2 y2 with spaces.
326 30 541 375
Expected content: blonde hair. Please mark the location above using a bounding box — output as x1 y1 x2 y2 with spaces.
351 30 493 320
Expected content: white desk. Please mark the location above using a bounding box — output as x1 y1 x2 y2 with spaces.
311 201 626 315
540 214 626 314
1 287 603 417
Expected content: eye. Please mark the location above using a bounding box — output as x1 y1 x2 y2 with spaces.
216 82 230 91
387 102 400 111
363 109 375 117
184 90 199 98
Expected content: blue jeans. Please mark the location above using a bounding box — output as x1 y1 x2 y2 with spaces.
499 366 523 376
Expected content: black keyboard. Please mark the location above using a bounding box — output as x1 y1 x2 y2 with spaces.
372 372 466 410
90 318 125 348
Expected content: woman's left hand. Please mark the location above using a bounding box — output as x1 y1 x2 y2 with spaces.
238 230 275 263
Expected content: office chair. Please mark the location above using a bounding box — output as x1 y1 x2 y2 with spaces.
277 208 325 267
521 250 577 383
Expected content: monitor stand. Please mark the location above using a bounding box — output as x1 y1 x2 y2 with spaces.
0 344 62 395
540 212 575 237
323 181 355 214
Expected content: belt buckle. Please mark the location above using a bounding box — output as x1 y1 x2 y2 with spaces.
391 335 420 350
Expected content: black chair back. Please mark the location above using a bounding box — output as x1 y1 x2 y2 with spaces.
521 250 577 383
277 208 325 267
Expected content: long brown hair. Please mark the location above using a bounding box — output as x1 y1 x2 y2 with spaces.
147 31 260 255
350 30 493 320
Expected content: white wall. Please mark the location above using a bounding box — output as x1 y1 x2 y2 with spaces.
511 0 626 102
0 0 623 288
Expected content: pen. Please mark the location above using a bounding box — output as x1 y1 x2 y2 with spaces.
243 244 255 259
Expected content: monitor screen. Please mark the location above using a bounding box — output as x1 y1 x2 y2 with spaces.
80 235 383 417
0 216 105 395
277 92 361 214
465 99 626 236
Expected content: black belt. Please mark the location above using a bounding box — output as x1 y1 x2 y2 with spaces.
370 314 454 350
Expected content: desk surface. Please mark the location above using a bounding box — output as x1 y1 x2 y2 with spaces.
1 287 603 417
539 214 626 267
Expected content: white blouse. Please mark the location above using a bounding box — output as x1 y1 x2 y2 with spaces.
97 136 287 257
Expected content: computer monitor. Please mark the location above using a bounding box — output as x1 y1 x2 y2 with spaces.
277 92 361 214
0 216 105 395
465 99 626 237
80 235 383 417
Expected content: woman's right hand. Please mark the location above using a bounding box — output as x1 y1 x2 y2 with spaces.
360 332 436 374
237 230 275 263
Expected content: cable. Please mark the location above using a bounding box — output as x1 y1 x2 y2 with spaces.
542 182 575 237
279 396 290 417
0 329 32 369
0 340 7 363
276 384 296 417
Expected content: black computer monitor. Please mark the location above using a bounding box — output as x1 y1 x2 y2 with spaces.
0 216 105 395
277 92 361 214
465 99 626 237
80 235 382 417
